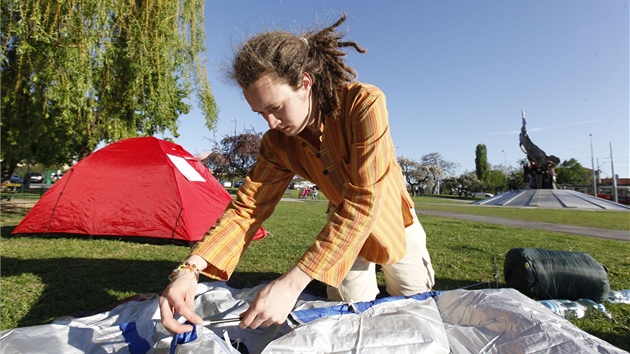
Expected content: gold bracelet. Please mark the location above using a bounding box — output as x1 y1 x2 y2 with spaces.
168 262 200 281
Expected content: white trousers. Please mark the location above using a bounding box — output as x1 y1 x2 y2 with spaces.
326 209 435 302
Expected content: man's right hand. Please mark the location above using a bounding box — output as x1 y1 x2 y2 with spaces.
159 258 206 333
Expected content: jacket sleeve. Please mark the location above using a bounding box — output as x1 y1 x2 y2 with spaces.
191 132 294 280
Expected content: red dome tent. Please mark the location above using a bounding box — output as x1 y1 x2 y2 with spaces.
12 137 266 243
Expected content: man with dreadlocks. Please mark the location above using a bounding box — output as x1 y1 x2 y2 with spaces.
159 13 435 332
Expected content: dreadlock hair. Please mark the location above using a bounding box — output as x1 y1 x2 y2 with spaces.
230 13 367 127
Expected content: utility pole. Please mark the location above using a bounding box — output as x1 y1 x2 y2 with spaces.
590 134 597 196
596 158 601 183
502 149 507 189
610 142 618 203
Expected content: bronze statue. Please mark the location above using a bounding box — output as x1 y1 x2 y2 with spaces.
519 109 560 189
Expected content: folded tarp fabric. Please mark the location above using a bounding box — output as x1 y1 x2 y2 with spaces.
266 296 450 353
0 283 627 354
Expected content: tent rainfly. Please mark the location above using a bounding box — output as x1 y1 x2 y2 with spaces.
12 137 266 243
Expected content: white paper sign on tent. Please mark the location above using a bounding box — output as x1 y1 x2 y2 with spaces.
167 154 206 182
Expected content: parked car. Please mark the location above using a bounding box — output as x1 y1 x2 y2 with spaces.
9 173 23 184
51 172 64 182
473 192 494 198
25 172 45 183
222 181 232 188
234 180 244 188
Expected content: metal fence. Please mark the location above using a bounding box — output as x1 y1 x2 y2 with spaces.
1 184 50 210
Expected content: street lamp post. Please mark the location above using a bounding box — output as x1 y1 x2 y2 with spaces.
230 119 237 136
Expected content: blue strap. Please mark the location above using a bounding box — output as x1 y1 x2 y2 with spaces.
292 291 444 324
120 322 151 354
169 321 198 354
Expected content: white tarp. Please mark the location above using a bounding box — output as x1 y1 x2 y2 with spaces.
437 289 625 354
0 282 627 354
267 296 449 353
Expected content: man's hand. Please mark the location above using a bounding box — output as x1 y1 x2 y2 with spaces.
239 265 312 329
159 256 207 333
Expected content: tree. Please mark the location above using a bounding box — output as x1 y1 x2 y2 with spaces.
1 0 217 181
555 158 591 185
508 168 523 191
474 144 490 182
486 169 506 193
203 131 262 181
397 156 431 196
512 158 528 189
421 152 457 194
442 171 483 198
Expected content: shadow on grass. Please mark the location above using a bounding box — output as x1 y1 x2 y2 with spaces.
583 328 630 352
2 255 312 329
1 225 18 237
2 257 182 328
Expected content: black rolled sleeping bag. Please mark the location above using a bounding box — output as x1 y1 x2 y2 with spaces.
504 248 611 302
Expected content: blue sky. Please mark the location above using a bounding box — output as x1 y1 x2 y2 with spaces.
167 1 629 178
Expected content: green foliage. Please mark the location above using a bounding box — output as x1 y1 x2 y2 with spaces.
475 144 490 182
1 0 217 179
485 169 506 193
556 158 592 185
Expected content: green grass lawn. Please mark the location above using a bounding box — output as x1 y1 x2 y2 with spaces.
1 200 629 350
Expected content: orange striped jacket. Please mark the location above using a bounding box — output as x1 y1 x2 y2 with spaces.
192 83 414 287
